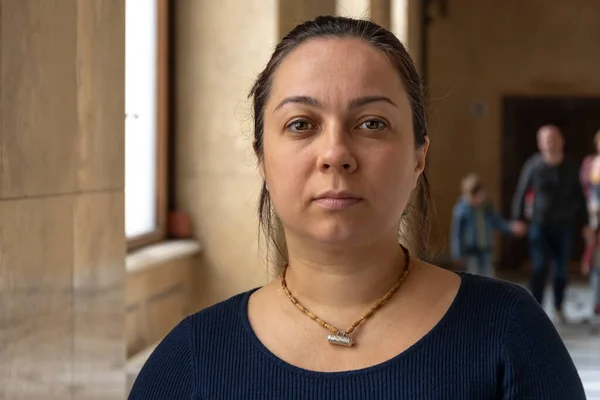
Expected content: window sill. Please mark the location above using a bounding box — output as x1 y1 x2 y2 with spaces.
126 239 203 275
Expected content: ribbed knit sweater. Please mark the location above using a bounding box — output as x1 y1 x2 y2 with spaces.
128 274 586 399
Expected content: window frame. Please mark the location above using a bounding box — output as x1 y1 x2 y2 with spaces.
126 0 169 251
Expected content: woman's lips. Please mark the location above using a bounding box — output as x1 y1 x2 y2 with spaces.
313 197 363 210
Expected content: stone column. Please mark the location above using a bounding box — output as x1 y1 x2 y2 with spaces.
391 0 423 72
0 1 126 399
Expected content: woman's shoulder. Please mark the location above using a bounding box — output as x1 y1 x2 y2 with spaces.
456 274 586 396
128 289 259 398
421 264 543 329
457 272 538 315
420 263 532 308
454 272 564 340
186 288 258 331
460 272 531 300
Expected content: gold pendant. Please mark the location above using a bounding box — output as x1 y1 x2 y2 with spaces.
327 333 354 347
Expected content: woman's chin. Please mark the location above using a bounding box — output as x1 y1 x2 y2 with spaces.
283 217 390 247
304 224 373 247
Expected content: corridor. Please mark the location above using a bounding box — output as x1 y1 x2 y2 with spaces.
546 284 600 398
2 0 600 398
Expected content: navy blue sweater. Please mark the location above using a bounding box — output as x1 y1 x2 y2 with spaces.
128 274 586 399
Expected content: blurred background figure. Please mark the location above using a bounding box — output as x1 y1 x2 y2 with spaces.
451 173 526 277
512 125 591 323
580 130 600 325
580 130 600 227
580 215 600 325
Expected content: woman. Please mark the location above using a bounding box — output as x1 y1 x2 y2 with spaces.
129 16 585 399
581 130 600 323
581 130 600 226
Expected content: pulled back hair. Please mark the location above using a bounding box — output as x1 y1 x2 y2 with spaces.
248 15 436 266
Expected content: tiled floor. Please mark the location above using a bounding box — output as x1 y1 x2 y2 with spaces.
536 283 600 399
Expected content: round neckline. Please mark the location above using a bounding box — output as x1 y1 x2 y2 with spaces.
239 272 469 379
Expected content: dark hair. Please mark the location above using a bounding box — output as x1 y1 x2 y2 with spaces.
248 15 435 264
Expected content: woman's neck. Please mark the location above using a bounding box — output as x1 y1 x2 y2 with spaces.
282 235 408 310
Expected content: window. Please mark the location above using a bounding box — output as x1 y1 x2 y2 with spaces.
125 0 168 250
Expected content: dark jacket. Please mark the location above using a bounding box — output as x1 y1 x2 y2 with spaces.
511 153 588 226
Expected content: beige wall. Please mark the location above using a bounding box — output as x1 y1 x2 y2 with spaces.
337 0 370 19
175 0 279 303
370 0 391 29
427 0 600 253
335 0 422 78
126 254 200 357
336 0 391 29
0 1 125 399
280 0 336 37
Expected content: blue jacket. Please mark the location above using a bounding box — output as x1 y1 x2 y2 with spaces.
451 197 511 259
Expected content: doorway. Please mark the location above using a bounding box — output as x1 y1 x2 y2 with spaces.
500 96 600 271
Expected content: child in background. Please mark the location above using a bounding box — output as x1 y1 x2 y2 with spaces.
451 173 527 277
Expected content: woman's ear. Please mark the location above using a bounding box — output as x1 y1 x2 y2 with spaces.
413 136 429 188
416 136 429 173
259 162 268 191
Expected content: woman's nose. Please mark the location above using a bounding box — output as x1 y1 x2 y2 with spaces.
316 124 357 174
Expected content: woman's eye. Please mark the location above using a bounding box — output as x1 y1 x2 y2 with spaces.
286 120 313 133
358 120 387 131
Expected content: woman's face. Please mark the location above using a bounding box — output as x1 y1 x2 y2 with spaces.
261 38 428 246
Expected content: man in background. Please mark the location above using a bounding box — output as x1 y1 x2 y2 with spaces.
512 125 591 323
